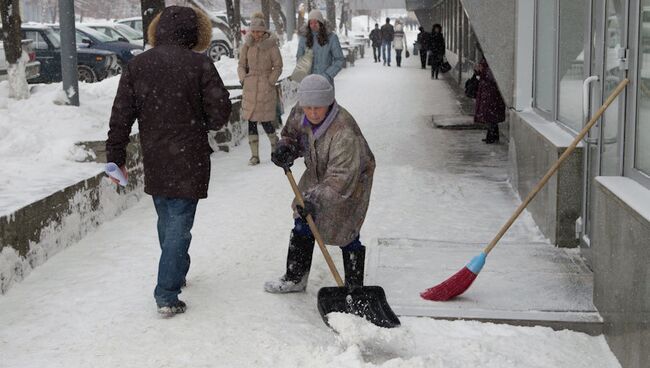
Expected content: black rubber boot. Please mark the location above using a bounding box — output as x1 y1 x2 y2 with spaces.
342 246 365 288
264 231 315 293
285 231 315 282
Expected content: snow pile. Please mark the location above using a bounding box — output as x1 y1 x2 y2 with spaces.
0 78 121 216
328 312 416 362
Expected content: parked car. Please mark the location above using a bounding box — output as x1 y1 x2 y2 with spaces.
51 24 142 66
84 22 144 48
21 24 119 83
116 17 143 33
0 39 41 82
117 15 234 61
206 16 235 61
212 11 250 37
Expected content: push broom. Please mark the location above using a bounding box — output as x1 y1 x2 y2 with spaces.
421 78 629 301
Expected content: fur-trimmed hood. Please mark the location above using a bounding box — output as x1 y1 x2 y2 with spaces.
243 32 279 50
147 5 212 52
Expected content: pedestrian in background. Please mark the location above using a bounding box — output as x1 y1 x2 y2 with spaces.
428 24 445 79
369 23 382 63
474 57 506 144
238 12 283 166
393 20 407 67
416 26 430 69
297 9 345 87
106 6 232 317
380 17 395 66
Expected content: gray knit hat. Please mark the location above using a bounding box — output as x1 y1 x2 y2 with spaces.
308 9 325 23
298 75 335 107
249 12 267 32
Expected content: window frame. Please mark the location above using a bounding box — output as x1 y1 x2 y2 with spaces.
532 0 559 121
624 0 650 188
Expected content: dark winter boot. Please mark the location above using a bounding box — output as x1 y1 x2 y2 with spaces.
342 246 365 288
483 124 500 144
264 231 315 293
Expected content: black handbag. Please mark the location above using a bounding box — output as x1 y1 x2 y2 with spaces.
465 73 479 98
440 57 452 73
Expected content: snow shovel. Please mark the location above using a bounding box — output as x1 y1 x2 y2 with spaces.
284 168 401 329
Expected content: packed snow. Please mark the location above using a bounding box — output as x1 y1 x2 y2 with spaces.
0 41 621 366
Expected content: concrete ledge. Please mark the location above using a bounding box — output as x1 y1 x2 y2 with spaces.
593 177 650 368
509 110 583 247
431 114 485 130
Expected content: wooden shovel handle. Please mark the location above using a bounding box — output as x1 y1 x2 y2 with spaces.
483 78 629 255
285 169 345 287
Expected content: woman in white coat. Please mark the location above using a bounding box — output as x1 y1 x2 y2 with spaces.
393 20 407 67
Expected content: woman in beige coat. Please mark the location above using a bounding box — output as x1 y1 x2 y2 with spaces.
238 13 283 165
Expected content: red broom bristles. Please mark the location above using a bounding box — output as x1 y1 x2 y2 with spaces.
420 266 478 301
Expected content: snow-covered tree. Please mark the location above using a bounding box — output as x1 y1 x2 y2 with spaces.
1 0 30 99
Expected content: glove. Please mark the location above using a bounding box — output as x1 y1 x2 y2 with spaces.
271 141 298 169
296 199 316 220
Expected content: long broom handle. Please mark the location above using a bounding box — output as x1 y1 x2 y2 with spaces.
483 78 629 255
285 169 345 287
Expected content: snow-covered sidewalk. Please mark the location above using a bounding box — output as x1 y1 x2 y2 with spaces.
0 53 620 367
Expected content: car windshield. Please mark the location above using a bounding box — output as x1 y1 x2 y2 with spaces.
76 25 115 42
114 24 142 40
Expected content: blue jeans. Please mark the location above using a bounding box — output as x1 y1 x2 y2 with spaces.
152 196 198 307
382 41 392 64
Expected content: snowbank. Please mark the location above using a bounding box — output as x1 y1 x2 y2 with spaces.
0 36 298 217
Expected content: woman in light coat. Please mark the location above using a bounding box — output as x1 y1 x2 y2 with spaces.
238 13 283 165
393 20 407 67
296 9 345 87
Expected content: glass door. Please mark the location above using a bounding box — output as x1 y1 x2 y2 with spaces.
581 0 629 247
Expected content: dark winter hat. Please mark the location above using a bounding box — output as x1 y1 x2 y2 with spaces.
298 75 335 107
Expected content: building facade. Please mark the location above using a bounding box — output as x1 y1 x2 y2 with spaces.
408 0 650 367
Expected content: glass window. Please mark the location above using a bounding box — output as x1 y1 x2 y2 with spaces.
635 1 650 175
600 0 625 175
25 31 48 50
535 0 557 113
557 0 587 131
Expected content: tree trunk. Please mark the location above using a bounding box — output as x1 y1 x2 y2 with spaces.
141 0 165 46
1 0 29 99
234 0 241 46
261 0 270 29
326 0 335 29
297 1 305 31
225 0 241 51
269 0 285 37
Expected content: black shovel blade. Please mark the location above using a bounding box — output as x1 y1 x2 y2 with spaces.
317 286 401 328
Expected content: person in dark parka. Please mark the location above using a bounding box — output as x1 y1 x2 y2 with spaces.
369 23 382 63
105 5 232 317
474 57 506 143
416 26 430 69
380 17 395 66
428 24 445 79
